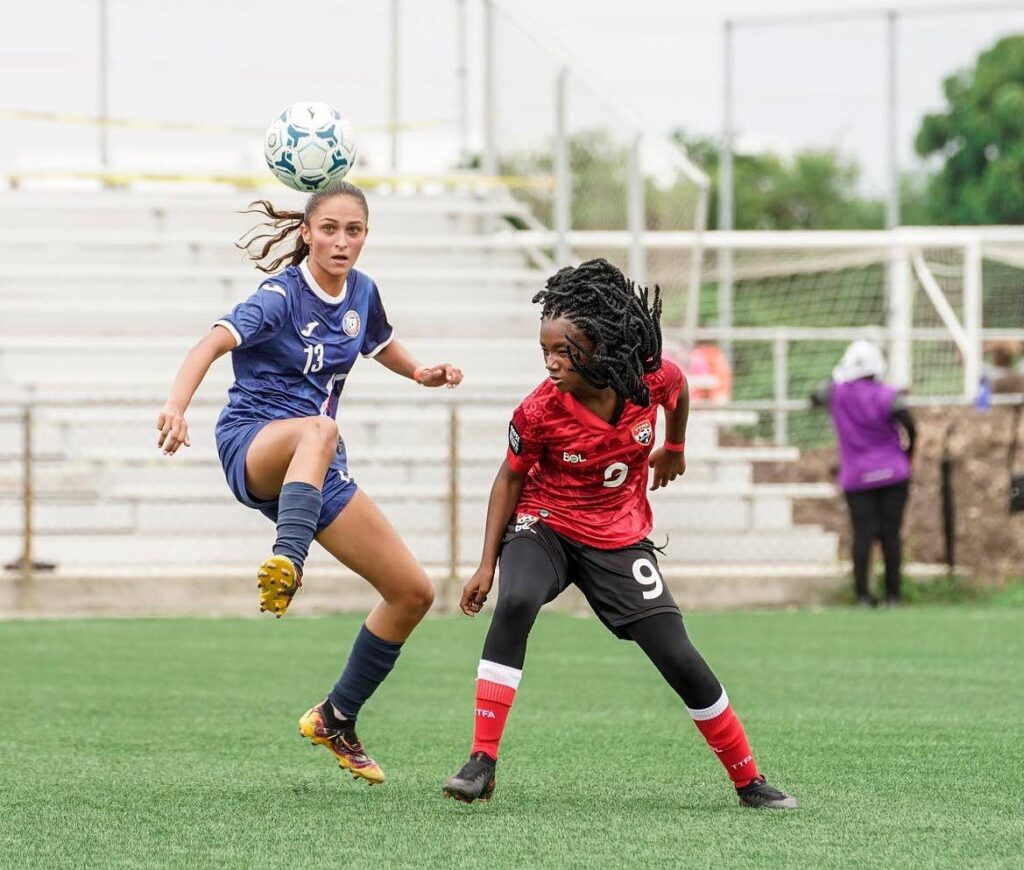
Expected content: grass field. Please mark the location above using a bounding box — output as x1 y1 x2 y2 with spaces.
2 606 1022 869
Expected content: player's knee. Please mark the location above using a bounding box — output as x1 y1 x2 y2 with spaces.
304 415 340 455
398 577 435 617
495 587 542 628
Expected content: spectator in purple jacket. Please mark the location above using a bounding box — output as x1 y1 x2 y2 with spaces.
812 341 916 607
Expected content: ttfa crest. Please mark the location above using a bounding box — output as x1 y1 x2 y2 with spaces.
632 420 653 446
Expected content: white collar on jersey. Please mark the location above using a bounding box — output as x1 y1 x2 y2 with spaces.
300 259 348 306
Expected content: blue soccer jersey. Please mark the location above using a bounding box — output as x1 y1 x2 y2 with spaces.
214 260 393 431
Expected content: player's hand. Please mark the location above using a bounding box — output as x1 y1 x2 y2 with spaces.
648 447 685 490
417 363 463 389
156 402 191 456
460 567 494 616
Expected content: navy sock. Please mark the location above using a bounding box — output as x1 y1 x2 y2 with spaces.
329 624 404 719
272 481 322 574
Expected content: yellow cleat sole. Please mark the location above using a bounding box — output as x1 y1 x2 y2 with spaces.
257 555 300 618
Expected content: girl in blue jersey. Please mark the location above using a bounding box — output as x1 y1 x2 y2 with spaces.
157 182 463 784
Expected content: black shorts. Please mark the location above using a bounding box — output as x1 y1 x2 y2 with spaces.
500 519 680 639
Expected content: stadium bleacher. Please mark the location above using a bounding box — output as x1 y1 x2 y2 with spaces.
0 187 842 615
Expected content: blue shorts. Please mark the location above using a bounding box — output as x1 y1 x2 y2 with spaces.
215 419 358 532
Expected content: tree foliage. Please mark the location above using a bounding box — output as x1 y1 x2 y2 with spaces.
672 132 886 230
502 129 893 232
915 35 1024 224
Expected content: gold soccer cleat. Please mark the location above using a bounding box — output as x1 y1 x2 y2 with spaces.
257 555 302 617
298 703 385 785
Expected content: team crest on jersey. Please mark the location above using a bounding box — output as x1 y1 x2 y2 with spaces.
342 310 361 337
514 513 539 533
632 420 653 446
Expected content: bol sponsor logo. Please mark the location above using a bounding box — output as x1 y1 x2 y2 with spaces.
342 310 361 337
562 451 586 463
632 421 653 446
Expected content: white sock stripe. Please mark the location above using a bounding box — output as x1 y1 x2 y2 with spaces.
686 689 729 721
477 659 522 690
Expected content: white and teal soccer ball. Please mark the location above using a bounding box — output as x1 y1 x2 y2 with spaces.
264 102 356 192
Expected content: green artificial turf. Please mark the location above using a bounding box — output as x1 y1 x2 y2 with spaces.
1 607 1021 868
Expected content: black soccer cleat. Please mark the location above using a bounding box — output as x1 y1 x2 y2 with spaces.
736 775 799 809
441 752 497 803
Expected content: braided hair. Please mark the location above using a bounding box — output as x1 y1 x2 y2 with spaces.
533 258 663 409
236 181 369 274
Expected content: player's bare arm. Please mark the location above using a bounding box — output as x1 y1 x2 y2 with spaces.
157 324 236 456
648 377 689 490
373 339 463 389
460 460 526 617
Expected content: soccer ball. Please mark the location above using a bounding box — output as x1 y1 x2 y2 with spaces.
264 102 356 192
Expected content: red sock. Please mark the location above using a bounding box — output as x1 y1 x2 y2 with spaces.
689 690 759 787
470 660 521 761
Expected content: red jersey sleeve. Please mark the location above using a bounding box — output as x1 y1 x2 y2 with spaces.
506 404 543 473
649 357 686 411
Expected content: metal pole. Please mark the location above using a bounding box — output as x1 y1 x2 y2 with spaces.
554 67 571 266
456 0 469 166
889 244 913 388
628 132 647 287
886 10 900 229
719 19 735 362
719 19 735 236
97 0 109 168
482 0 497 176
962 235 983 397
389 0 401 172
447 404 460 613
20 401 34 600
684 185 709 345
885 11 903 362
773 333 789 446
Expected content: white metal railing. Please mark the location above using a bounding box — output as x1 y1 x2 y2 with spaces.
0 394 508 608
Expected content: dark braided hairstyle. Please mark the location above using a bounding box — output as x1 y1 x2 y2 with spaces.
533 258 663 409
236 181 369 274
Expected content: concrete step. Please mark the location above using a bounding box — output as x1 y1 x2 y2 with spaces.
0 344 740 410
31 442 800 471
5 559 937 617
0 299 542 340
0 234 538 270
0 264 546 306
0 524 838 568
0 191 535 236
0 337 545 383
8 404 737 456
0 479 835 536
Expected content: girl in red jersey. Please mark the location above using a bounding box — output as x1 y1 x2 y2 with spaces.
441 259 796 809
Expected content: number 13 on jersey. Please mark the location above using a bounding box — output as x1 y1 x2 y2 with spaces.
303 343 325 374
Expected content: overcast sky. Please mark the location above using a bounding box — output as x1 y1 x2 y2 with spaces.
3 0 1023 193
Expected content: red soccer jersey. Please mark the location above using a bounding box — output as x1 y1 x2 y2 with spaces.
505 357 685 549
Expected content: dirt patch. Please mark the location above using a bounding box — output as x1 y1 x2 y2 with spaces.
750 405 1024 581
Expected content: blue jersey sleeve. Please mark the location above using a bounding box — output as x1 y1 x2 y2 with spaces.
360 281 395 358
214 281 289 348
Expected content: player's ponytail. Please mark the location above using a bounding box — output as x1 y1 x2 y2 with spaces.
237 182 370 275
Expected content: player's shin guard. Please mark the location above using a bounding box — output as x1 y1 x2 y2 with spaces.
470 660 521 761
272 481 322 574
688 690 759 787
